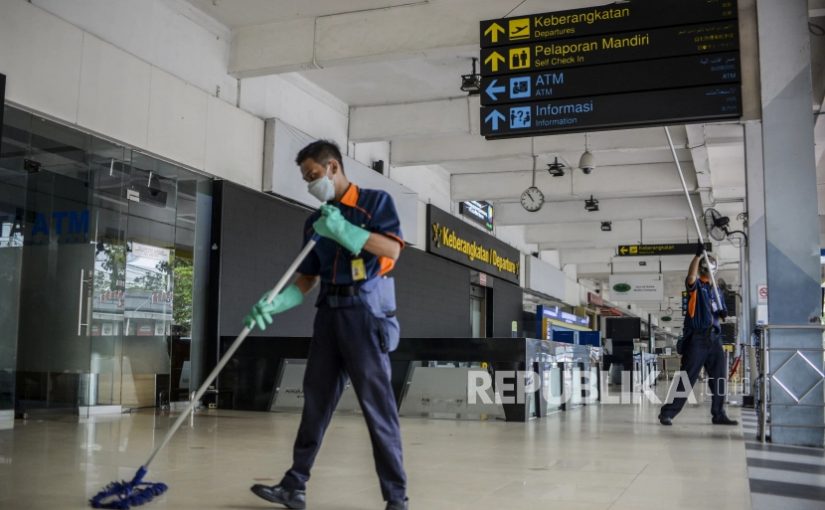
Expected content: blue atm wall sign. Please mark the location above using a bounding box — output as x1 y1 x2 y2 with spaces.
29 209 90 244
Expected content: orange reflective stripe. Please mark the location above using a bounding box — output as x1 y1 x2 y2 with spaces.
378 256 395 276
688 289 697 318
340 184 359 207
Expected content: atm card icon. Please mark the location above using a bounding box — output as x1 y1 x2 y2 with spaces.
509 76 531 99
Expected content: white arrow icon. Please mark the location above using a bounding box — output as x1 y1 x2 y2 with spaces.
485 79 506 102
485 109 506 131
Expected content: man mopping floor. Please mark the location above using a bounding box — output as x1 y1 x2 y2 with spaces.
658 246 739 427
246 140 408 510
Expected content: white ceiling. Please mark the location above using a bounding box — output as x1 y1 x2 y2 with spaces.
183 0 825 322
185 0 423 28
299 49 476 106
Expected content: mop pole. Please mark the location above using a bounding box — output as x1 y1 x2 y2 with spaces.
143 238 317 469
663 126 724 310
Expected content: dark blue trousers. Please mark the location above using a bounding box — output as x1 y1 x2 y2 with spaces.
660 330 727 419
280 299 406 502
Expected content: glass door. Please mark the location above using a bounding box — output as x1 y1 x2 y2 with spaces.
9 111 97 413
88 140 130 409
119 152 178 409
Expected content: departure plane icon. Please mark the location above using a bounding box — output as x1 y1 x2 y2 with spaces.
509 18 530 41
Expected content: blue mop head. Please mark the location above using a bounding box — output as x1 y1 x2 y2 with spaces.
89 466 168 509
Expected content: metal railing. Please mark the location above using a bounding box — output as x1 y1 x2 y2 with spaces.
757 324 825 443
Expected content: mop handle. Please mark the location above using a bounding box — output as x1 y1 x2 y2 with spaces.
143 238 318 469
663 126 724 310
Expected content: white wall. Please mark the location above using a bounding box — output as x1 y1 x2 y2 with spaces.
350 141 390 171
0 0 263 189
240 73 349 148
30 0 238 105
494 225 537 257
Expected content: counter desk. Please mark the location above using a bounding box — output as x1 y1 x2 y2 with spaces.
218 336 601 422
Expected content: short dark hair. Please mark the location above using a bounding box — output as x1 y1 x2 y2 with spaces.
295 140 344 171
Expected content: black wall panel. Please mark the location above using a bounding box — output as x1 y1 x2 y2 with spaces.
215 182 318 338
392 247 472 338
0 74 5 154
492 279 523 337
212 182 519 341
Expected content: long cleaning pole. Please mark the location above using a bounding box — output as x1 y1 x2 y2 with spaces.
143 239 317 469
663 126 724 310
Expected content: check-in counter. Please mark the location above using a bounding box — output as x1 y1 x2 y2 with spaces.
218 336 601 422
539 342 602 414
634 352 658 390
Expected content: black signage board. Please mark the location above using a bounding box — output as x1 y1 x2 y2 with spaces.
480 52 740 106
426 204 520 285
481 21 738 77
480 0 737 48
0 74 5 154
459 200 494 231
616 243 712 257
481 85 740 138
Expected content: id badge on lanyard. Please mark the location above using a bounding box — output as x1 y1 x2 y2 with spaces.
351 258 367 282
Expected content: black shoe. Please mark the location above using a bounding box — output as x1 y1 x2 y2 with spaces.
250 484 306 509
658 414 672 426
712 415 739 425
385 498 409 510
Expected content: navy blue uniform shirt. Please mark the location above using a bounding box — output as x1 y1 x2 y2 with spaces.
684 276 727 335
297 184 403 284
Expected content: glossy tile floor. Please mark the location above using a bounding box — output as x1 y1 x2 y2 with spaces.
0 394 750 510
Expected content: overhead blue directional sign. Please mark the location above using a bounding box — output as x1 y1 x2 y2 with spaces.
481 52 740 106
480 85 741 137
477 0 741 138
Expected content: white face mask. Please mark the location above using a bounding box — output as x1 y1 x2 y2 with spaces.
700 259 718 275
307 165 335 203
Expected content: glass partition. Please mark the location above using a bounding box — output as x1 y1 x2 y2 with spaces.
0 105 212 416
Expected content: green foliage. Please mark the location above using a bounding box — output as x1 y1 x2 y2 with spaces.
172 257 194 335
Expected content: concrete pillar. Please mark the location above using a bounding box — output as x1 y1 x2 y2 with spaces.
757 0 824 446
745 121 765 334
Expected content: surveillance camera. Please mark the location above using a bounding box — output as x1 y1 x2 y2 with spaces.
579 150 595 174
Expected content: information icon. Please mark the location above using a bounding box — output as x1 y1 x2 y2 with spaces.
509 106 531 129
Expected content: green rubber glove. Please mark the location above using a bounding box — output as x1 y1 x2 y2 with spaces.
313 204 371 255
244 284 304 331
